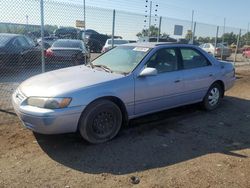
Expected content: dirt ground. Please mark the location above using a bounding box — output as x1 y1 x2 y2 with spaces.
0 65 250 188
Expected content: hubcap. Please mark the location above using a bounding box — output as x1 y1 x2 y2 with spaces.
92 111 115 137
208 87 220 106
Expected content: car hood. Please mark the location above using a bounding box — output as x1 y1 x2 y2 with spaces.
19 65 124 97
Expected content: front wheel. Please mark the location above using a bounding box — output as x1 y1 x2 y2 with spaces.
203 83 222 110
78 99 122 144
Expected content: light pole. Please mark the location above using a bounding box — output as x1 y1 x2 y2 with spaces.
25 15 29 33
83 0 87 63
191 10 194 31
247 22 249 45
40 0 45 73
148 0 152 33
221 18 226 60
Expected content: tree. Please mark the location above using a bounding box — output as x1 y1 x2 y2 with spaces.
136 25 160 38
240 32 250 46
44 25 58 34
197 36 212 43
185 30 192 40
222 32 237 45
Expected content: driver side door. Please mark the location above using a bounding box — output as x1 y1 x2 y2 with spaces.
134 48 184 116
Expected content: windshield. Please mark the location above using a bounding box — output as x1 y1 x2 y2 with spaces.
91 46 150 74
0 35 12 47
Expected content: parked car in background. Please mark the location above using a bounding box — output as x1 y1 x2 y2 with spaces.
12 43 235 144
37 36 58 49
79 29 99 40
82 29 122 53
54 28 79 39
101 39 129 52
0 33 41 69
45 39 90 65
240 45 250 54
27 30 50 41
139 36 177 43
242 48 250 58
200 43 231 60
85 33 111 53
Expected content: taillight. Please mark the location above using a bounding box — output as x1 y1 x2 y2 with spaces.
216 48 220 52
45 48 54 57
102 47 109 53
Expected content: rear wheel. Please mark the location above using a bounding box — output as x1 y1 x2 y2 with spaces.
203 83 222 110
79 99 122 144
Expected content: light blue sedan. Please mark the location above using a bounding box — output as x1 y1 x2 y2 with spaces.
12 43 236 144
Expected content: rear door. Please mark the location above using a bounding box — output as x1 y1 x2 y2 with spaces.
134 47 185 115
17 36 40 65
178 47 216 103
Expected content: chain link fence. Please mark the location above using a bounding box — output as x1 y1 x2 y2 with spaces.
1 0 250 112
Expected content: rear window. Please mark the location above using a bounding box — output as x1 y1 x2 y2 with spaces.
0 35 12 47
52 40 82 48
215 43 226 48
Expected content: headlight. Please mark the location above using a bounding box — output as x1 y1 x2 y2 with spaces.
27 97 72 109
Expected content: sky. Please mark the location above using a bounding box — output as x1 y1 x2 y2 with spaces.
80 0 250 29
0 0 249 40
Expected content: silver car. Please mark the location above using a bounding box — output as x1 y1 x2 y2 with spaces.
200 43 231 59
12 43 236 144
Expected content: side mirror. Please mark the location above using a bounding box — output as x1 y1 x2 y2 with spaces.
139 67 157 77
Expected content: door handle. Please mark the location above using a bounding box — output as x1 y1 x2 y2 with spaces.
209 74 214 77
174 80 181 83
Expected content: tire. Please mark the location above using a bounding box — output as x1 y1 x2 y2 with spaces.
203 83 222 111
79 99 122 144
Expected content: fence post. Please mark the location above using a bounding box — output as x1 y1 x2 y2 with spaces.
111 9 116 48
234 29 241 64
40 0 45 73
191 22 196 44
221 18 226 60
214 26 219 57
157 16 162 42
83 0 87 63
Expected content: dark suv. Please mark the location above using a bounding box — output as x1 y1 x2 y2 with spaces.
54 28 79 39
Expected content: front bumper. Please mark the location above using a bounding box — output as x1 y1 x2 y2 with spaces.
12 90 85 134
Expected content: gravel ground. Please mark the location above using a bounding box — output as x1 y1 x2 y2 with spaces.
0 65 250 188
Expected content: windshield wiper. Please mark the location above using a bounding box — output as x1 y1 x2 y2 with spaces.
92 64 113 73
87 62 127 75
87 61 94 69
113 70 129 76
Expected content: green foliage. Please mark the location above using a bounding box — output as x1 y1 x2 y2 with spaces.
136 25 168 38
0 23 58 35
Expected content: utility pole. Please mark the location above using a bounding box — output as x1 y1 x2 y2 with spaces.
25 15 29 33
83 0 87 63
148 0 152 33
247 22 249 45
40 0 45 73
221 18 226 60
191 10 194 31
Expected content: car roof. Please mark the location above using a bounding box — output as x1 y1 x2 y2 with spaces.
0 33 23 38
122 42 196 48
55 39 82 42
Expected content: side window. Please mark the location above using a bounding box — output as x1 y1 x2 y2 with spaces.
204 44 209 48
180 48 211 69
12 38 21 48
146 48 178 73
17 37 31 48
24 36 35 47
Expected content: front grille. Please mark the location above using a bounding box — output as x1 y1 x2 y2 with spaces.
14 89 26 103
